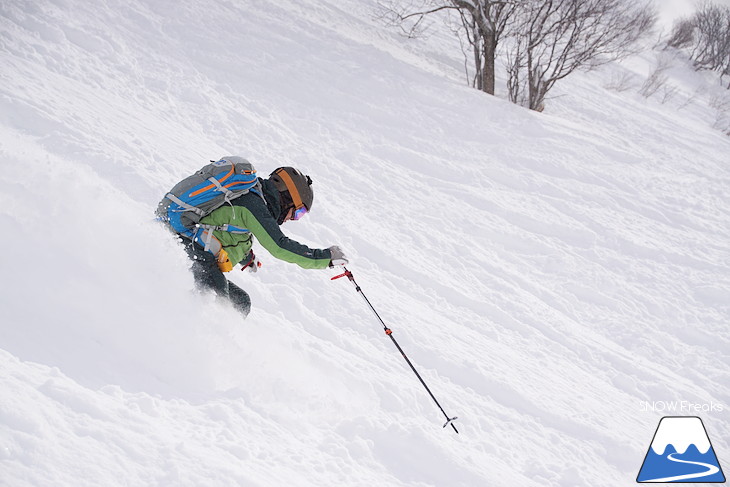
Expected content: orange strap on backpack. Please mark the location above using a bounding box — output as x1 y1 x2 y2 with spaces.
217 248 233 272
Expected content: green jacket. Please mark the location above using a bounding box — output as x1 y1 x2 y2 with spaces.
199 179 332 269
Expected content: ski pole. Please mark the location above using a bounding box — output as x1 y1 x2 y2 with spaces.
331 267 459 434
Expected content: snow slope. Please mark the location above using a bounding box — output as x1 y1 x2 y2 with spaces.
1 0 728 486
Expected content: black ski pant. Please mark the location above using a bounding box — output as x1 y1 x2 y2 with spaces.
183 240 251 318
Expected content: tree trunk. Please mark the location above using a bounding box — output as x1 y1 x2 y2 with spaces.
474 38 483 91
482 31 497 95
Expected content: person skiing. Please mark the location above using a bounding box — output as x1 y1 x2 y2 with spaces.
160 157 348 317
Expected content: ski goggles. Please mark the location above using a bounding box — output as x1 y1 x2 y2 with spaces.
292 205 308 220
275 168 309 221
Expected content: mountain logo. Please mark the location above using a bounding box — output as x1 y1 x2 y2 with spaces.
637 416 726 483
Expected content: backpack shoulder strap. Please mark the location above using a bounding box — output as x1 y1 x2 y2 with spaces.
166 193 205 216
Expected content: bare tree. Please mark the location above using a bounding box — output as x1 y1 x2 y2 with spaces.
376 0 517 95
604 70 638 93
690 2 730 84
665 3 730 87
449 1 517 94
505 33 527 105
666 17 696 49
505 0 656 111
639 54 673 99
709 93 730 133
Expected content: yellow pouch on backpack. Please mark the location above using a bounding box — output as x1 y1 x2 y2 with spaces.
217 249 233 272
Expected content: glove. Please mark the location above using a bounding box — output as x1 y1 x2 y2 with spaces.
240 251 262 273
328 245 349 267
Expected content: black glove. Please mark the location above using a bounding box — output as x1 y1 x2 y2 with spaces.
240 251 262 273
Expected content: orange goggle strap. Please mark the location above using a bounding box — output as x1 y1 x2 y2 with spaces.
276 168 305 209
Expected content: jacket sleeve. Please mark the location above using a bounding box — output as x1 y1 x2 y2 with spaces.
236 193 332 269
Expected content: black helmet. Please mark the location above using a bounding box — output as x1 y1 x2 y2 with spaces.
270 167 314 212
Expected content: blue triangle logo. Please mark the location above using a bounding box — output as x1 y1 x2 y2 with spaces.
637 416 726 483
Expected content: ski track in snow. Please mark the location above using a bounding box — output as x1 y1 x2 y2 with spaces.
1 0 729 486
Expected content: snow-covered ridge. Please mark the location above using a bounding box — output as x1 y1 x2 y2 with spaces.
650 417 712 455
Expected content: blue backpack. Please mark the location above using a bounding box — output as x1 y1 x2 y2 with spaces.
157 156 262 239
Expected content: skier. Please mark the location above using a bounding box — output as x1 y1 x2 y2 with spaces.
164 160 348 317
